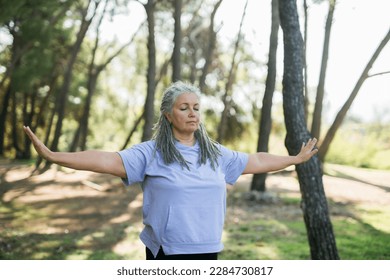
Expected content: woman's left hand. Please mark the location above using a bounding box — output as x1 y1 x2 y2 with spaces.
296 138 318 164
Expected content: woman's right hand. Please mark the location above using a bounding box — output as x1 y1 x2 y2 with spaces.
23 126 53 161
23 126 126 178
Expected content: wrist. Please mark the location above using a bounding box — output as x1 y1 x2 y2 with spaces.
294 155 303 165
45 151 56 162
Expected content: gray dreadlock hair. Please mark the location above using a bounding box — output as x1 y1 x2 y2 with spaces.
152 81 221 170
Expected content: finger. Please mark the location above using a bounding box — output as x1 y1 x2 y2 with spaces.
310 138 318 151
24 126 35 141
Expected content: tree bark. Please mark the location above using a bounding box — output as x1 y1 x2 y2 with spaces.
279 0 339 259
172 0 182 82
142 0 157 142
251 0 279 192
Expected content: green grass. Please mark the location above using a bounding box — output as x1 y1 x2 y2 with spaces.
221 219 310 260
220 197 390 260
1 176 389 260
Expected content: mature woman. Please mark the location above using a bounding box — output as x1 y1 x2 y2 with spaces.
24 81 318 260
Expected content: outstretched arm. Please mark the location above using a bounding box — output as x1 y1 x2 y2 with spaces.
23 126 126 178
242 138 318 174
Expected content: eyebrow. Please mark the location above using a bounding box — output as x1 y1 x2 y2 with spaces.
178 102 199 106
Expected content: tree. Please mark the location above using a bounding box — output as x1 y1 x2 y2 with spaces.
318 28 390 162
216 0 248 143
0 0 72 158
302 0 309 119
198 0 223 92
172 0 182 82
250 0 279 192
49 0 100 154
279 0 339 259
69 3 145 152
311 0 336 140
141 0 157 142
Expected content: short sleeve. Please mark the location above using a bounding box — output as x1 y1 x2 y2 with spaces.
219 145 249 185
117 141 154 186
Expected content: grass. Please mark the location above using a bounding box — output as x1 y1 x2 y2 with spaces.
0 194 390 260
220 197 390 260
1 163 389 260
1 194 389 260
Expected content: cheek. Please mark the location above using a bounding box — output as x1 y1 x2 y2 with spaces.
172 112 186 123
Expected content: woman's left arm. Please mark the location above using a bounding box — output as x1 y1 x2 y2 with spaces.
242 138 318 174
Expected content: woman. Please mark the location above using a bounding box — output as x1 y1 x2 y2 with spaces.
24 81 318 260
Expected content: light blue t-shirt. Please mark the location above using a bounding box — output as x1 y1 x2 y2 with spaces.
118 140 248 257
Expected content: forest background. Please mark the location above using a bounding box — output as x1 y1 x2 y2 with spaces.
0 0 389 260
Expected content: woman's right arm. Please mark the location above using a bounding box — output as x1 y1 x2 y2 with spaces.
23 126 126 178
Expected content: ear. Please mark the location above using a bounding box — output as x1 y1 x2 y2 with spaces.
164 112 172 123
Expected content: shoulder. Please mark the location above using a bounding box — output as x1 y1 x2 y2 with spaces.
217 143 235 157
217 144 249 163
119 140 156 157
133 140 156 151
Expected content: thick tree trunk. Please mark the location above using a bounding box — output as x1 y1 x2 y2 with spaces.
279 0 339 259
251 0 279 192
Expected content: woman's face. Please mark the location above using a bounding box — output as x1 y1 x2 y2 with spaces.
165 92 200 137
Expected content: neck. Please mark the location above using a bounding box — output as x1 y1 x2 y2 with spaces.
174 133 196 146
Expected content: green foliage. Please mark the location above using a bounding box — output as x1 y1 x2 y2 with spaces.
325 122 390 170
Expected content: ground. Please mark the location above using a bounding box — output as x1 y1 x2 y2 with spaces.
1 160 389 259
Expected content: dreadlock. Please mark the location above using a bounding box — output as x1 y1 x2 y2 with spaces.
152 81 221 170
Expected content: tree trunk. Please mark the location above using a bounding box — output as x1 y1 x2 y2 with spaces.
0 33 29 156
50 0 97 153
198 0 223 92
217 0 248 143
172 0 182 82
0 85 12 156
121 112 145 150
319 28 390 162
251 0 279 192
303 0 309 120
11 90 22 158
279 0 339 259
311 0 336 140
70 9 144 152
142 0 157 142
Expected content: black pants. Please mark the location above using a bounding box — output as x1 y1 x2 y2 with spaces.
146 247 218 260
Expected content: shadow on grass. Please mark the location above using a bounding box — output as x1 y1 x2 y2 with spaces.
1 163 389 260
221 196 390 260
0 165 145 260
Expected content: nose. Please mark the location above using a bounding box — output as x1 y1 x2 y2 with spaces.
188 108 196 117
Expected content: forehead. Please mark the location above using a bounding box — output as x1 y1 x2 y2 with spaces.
174 92 200 105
